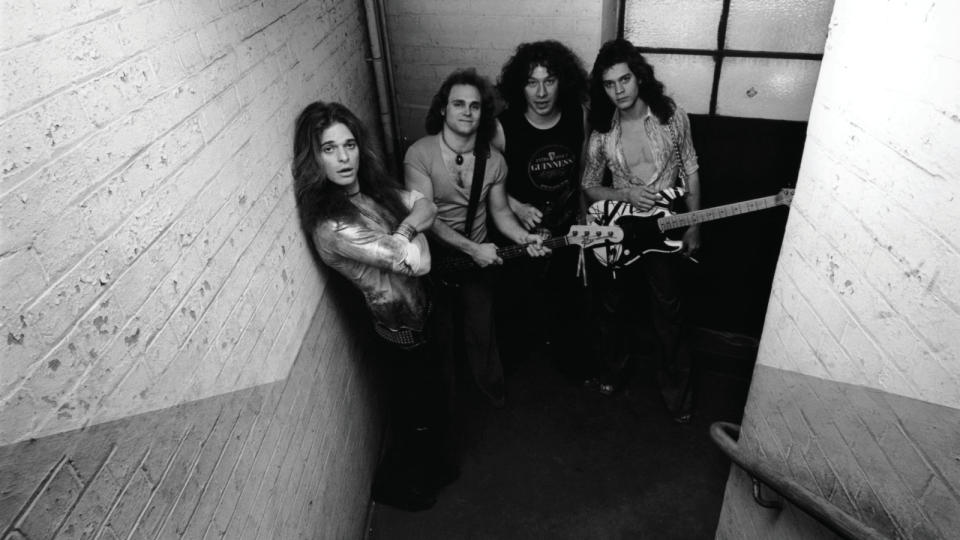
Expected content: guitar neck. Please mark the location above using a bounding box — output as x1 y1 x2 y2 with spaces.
495 235 568 261
658 194 782 231
435 236 569 274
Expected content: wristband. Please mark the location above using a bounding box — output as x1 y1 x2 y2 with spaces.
394 223 417 241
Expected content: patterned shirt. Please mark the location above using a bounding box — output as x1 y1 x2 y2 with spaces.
581 105 698 193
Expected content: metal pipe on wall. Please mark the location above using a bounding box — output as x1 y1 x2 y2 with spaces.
362 0 401 173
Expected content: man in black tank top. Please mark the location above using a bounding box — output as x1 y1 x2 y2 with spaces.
493 40 593 379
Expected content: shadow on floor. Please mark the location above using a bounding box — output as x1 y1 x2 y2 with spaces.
369 333 754 539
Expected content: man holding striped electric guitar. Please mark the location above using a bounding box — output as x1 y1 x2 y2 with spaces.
580 39 701 423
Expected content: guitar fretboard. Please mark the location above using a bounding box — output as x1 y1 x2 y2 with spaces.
658 194 782 232
436 236 571 273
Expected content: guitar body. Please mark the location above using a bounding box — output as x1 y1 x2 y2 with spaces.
586 197 684 268
615 212 685 256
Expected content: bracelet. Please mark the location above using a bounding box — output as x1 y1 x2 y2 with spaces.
394 223 417 241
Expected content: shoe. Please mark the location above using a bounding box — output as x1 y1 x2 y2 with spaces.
583 376 619 396
598 382 617 396
372 478 437 512
597 372 625 396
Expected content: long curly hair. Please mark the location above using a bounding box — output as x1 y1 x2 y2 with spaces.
496 40 588 114
425 68 498 147
588 39 675 133
292 101 408 247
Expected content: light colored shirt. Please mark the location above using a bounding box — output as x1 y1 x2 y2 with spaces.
404 134 507 243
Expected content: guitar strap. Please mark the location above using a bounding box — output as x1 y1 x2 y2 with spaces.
461 142 488 239
669 113 688 191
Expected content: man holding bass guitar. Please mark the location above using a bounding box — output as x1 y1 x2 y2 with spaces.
581 39 700 423
404 68 547 407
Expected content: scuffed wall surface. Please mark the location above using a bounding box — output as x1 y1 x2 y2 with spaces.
0 295 380 539
2 0 385 537
717 0 960 537
2 0 378 443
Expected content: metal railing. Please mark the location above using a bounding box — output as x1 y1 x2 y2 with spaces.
710 422 888 540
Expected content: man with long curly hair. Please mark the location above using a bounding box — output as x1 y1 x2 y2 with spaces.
582 39 701 423
404 69 546 408
492 40 593 379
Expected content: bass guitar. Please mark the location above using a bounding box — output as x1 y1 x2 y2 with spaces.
587 187 794 268
433 224 624 276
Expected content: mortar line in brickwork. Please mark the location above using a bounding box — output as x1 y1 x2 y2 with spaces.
892 416 960 503
136 120 272 343
830 382 931 509
7 116 211 375
155 407 244 540
210 382 303 537
195 411 263 540
779 240 925 396
0 33 194 127
795 404 859 510
3 454 67 537
132 414 223 540
247 250 309 381
0 5 125 55
7 99 255 415
126 425 195 540
148 210 293 407
262 369 329 530
10 44 246 258
825 416 909 538
808 133 960 271
122 424 194 540
245 385 311 537
178 185 296 382
48 444 118 539
12 51 196 187
92 440 155 540
217 237 309 388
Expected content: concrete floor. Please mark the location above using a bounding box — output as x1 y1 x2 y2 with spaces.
369 336 753 539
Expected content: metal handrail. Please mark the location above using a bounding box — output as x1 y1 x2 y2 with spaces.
710 421 888 540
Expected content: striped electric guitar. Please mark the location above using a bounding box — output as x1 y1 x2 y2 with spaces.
587 187 794 268
433 224 623 275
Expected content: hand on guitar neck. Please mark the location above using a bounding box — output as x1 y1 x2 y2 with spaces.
433 225 624 276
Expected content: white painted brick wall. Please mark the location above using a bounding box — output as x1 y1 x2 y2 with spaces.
1 0 383 445
384 0 604 144
719 1 960 537
759 0 960 408
1 0 384 537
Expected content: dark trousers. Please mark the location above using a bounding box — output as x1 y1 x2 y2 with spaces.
433 269 505 407
375 322 452 487
592 253 695 415
496 246 593 378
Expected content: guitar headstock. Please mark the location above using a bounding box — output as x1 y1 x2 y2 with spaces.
567 225 624 247
776 188 795 206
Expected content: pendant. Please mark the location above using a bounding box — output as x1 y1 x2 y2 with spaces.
455 154 464 166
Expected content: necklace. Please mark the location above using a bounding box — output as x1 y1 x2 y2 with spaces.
440 132 472 165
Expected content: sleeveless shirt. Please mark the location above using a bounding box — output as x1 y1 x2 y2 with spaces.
499 105 584 233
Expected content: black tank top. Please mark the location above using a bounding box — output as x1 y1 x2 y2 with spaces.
500 105 584 233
